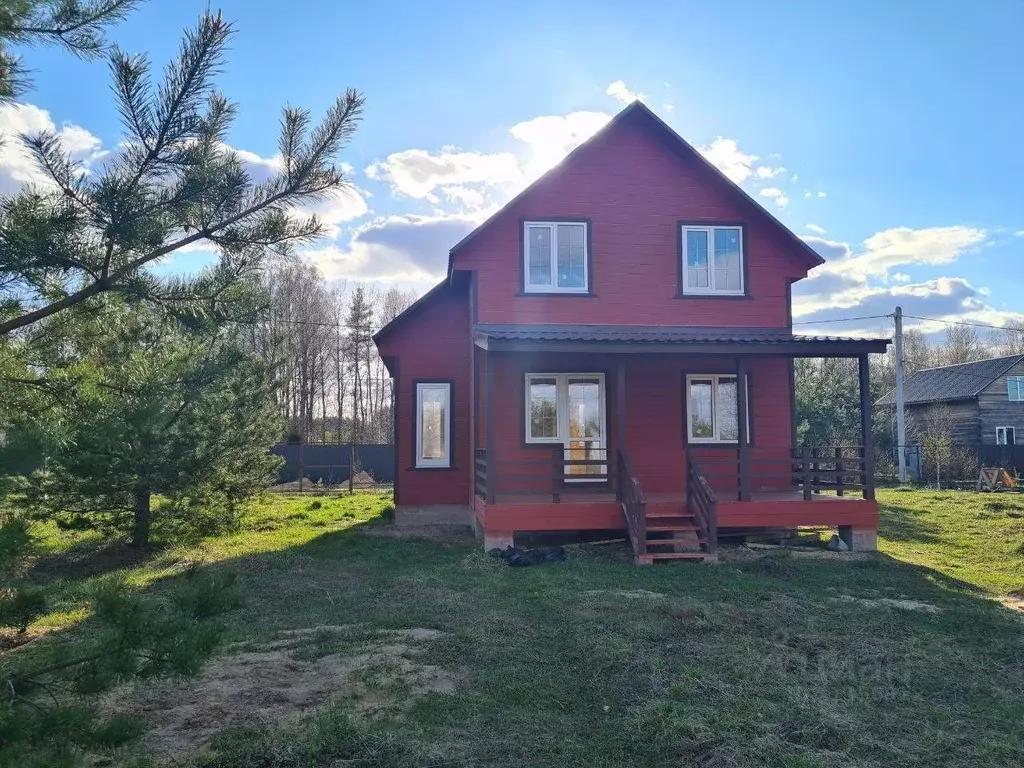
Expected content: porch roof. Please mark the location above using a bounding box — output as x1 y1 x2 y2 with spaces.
473 324 890 356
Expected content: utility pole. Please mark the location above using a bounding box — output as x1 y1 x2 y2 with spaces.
894 305 907 483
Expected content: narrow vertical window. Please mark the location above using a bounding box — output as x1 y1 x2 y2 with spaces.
415 382 451 468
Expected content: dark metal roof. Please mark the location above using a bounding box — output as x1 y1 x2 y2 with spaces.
475 324 890 354
877 354 1024 406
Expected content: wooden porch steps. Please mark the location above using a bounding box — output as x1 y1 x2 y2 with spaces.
637 502 713 564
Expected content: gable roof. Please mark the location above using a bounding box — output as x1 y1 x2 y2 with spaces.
446 100 826 276
877 354 1024 406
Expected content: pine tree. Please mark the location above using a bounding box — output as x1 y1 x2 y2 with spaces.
0 1 142 100
0 10 364 337
19 299 283 547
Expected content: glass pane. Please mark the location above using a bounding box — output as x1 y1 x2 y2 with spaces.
1009 428 1017 446
717 377 738 441
690 379 714 439
713 228 742 291
686 230 709 288
566 439 603 477
419 387 447 460
1011 379 1021 401
529 378 558 439
556 224 586 288
567 378 601 439
527 226 551 286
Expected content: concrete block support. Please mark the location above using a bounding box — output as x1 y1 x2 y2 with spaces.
838 525 877 552
483 529 514 551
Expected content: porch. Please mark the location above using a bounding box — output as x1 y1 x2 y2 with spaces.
470 325 888 564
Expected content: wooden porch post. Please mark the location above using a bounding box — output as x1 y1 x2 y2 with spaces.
485 348 496 504
736 357 751 501
616 358 626 501
858 353 876 500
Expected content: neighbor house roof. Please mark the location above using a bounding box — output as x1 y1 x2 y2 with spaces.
446 101 826 277
877 354 1024 406
474 324 889 355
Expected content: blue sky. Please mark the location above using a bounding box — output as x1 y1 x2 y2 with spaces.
9 0 1024 338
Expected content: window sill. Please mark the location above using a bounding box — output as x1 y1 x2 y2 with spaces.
675 292 752 300
688 441 751 448
517 291 596 298
410 464 456 471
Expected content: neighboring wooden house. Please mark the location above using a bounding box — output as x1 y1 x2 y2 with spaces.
373 102 890 563
878 354 1024 447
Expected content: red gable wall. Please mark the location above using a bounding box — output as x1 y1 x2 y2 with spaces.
451 114 810 328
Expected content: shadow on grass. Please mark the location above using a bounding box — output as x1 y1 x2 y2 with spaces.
879 503 944 544
27 538 164 584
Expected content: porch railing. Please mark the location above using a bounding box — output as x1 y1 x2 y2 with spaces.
472 446 611 502
616 448 646 557
686 452 718 555
695 444 873 501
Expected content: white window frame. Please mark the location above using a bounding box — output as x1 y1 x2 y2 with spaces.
680 225 745 296
522 220 589 294
415 382 451 468
996 426 1016 446
1008 376 1024 401
685 373 751 444
525 373 606 444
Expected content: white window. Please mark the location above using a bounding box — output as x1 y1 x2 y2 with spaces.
1008 376 1024 401
997 426 1016 446
686 374 750 443
681 225 744 295
523 221 588 293
415 382 451 468
526 373 606 479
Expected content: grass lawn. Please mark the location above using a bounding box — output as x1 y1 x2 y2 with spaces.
9 487 1024 767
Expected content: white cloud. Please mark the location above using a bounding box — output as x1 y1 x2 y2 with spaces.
365 146 521 204
698 137 758 184
304 212 480 286
758 187 789 208
0 102 106 194
1015 230 1024 237
663 102 675 112
510 110 611 179
755 165 786 179
605 80 646 104
818 191 827 198
794 226 989 319
791 173 799 182
364 110 612 211
892 272 911 282
805 223 826 234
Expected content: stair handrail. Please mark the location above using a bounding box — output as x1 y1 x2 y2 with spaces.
617 448 646 557
686 452 718 555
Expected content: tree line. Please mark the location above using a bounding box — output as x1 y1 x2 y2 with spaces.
250 264 414 446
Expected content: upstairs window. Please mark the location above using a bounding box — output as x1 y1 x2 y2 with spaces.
681 225 744 295
1008 376 1024 401
524 221 588 293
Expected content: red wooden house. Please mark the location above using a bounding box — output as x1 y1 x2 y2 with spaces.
374 102 889 564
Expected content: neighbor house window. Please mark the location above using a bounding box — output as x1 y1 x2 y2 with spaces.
997 426 1016 446
1008 376 1024 401
686 374 750 443
415 382 451 468
681 225 744 295
523 221 588 293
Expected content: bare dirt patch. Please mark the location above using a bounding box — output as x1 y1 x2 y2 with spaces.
105 626 456 761
831 595 941 614
996 595 1024 613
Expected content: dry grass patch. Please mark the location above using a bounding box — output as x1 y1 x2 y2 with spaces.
104 626 457 762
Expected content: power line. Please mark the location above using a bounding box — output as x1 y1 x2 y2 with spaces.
904 314 1021 333
792 314 892 326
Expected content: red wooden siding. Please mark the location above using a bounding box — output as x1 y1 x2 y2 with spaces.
481 352 794 502
376 285 472 507
452 118 809 328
